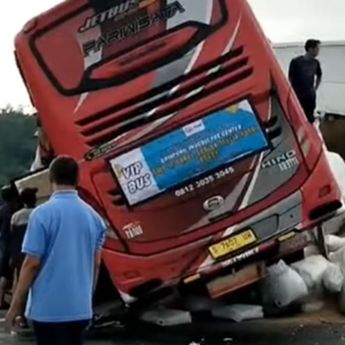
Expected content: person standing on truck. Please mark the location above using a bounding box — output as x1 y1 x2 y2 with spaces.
289 39 322 124
6 156 106 345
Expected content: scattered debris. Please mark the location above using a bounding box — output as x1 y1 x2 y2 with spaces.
206 228 345 323
304 244 320 257
291 255 330 290
189 338 205 345
302 301 325 313
323 262 343 293
319 318 332 325
329 246 345 274
212 304 264 322
261 260 308 308
140 308 192 326
223 337 233 343
326 235 345 253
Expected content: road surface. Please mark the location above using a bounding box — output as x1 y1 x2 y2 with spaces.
1 305 345 345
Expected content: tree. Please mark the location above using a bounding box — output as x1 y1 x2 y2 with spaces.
0 107 36 187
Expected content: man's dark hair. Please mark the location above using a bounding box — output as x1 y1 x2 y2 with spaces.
21 188 38 208
49 156 79 186
305 39 321 52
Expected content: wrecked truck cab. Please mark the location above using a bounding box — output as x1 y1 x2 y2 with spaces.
14 0 342 309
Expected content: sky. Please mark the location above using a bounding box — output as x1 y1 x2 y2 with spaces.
0 0 344 109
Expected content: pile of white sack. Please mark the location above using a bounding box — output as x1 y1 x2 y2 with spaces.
212 235 345 323
261 151 345 316
211 151 345 323
262 234 345 313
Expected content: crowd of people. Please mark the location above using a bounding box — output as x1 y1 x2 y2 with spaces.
0 185 37 320
0 111 55 322
0 156 106 345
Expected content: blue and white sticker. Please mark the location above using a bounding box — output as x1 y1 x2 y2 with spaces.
109 100 269 206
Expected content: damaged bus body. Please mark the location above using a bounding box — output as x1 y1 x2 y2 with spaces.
14 0 342 317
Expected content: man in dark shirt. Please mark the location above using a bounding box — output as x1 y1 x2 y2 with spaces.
9 188 38 328
289 39 322 123
11 188 38 286
0 186 19 308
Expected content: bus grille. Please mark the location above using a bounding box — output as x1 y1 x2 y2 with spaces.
76 46 253 148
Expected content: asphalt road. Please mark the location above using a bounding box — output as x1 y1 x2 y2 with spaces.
1 307 345 345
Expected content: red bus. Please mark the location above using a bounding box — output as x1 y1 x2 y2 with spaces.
15 0 342 307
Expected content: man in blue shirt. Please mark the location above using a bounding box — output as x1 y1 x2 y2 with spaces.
6 156 106 345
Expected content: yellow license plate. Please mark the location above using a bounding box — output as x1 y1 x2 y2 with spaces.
209 230 257 259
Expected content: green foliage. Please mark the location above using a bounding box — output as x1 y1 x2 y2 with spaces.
0 106 36 187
